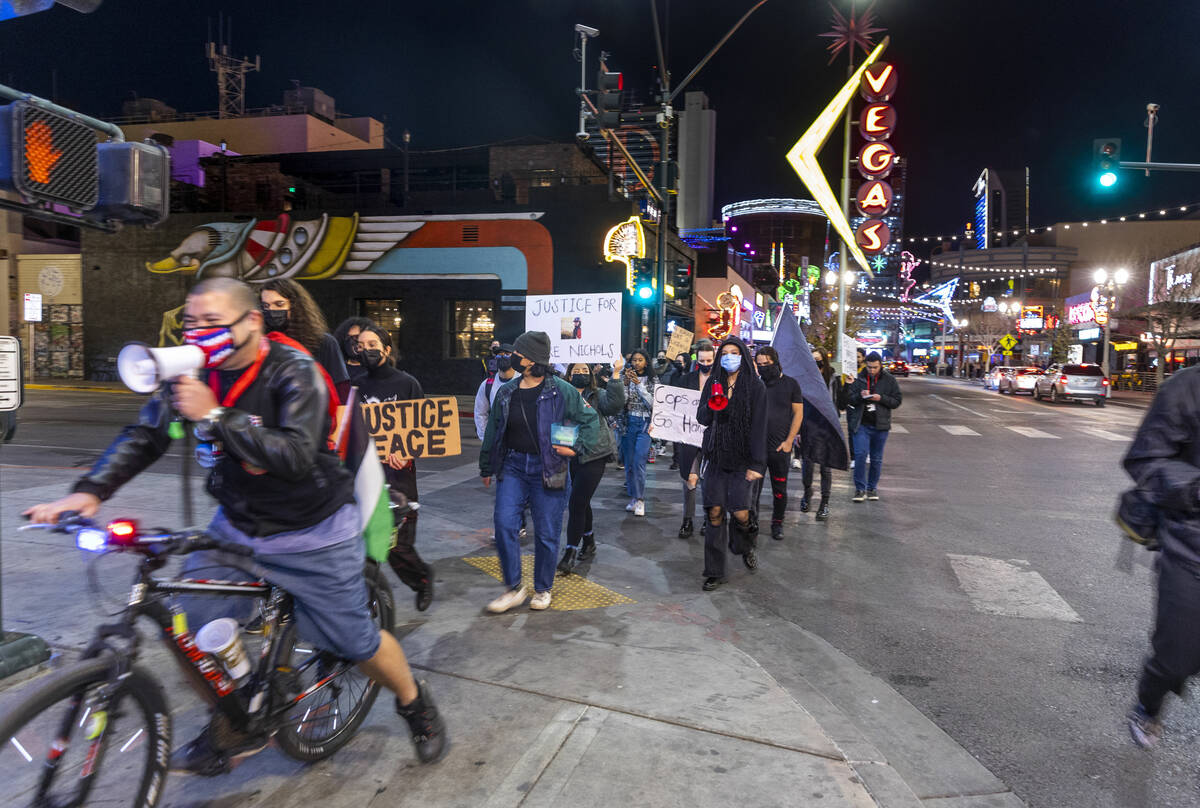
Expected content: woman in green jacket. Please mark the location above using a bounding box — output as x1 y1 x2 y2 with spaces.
558 359 627 574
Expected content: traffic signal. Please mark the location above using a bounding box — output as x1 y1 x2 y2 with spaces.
1093 138 1121 188
0 100 99 210
87 140 170 226
631 258 656 304
597 70 623 128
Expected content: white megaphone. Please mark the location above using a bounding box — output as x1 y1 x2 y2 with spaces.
117 342 205 393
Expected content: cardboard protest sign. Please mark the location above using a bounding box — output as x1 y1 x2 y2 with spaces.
525 293 621 363
651 384 705 447
665 326 694 363
360 397 461 460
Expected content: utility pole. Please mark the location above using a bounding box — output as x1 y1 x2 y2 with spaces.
835 0 857 377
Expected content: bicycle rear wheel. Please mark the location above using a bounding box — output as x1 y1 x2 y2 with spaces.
0 657 170 808
274 560 395 762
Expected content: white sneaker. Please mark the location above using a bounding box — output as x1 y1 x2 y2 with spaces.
791 457 801 470
625 498 636 512
530 591 552 610
634 500 645 517
486 587 527 614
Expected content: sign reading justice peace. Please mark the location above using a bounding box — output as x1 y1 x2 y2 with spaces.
361 397 462 460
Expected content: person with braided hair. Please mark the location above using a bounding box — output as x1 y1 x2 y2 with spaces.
694 336 768 591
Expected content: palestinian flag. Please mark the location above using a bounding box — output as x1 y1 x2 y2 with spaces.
334 388 393 563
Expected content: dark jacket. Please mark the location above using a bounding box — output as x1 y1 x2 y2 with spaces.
839 367 902 433
479 374 602 489
696 336 769 474
1123 365 1200 564
577 378 625 464
74 341 353 537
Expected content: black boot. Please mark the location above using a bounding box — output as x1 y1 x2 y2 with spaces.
815 500 830 522
396 680 448 764
415 577 434 612
557 546 579 575
579 532 597 561
799 489 812 512
678 518 694 539
735 518 759 572
770 520 783 541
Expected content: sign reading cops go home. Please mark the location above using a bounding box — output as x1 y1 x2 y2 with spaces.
361 397 462 460
525 293 622 363
652 384 705 447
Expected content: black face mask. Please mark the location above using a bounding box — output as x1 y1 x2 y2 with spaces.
495 354 513 372
514 353 545 378
697 362 713 373
262 308 290 333
361 349 385 369
758 364 781 382
570 374 591 389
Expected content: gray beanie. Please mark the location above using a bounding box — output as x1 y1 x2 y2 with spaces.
513 330 552 365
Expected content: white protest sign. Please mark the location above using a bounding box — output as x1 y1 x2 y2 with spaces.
526 293 622 363
840 334 860 378
23 293 42 323
651 384 705 447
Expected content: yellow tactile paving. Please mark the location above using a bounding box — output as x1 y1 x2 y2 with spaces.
463 555 636 611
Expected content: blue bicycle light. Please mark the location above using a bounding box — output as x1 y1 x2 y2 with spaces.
76 528 107 552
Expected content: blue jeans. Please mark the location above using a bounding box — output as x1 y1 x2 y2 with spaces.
621 416 651 499
495 452 570 593
851 424 889 492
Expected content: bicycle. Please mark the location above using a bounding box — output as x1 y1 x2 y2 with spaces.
0 512 395 808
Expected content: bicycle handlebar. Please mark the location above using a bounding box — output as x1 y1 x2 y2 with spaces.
22 512 254 557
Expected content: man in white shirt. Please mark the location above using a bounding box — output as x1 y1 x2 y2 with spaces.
474 343 516 440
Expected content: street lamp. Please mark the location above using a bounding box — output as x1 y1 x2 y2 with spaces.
1094 268 1129 377
824 269 839 286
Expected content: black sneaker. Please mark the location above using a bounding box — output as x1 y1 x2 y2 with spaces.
853 490 866 503
815 502 830 522
702 577 725 591
579 533 597 561
678 518 694 539
396 680 448 763
770 522 783 541
1128 703 1163 749
416 578 434 612
557 547 578 575
867 490 880 501
169 725 266 776
743 548 759 572
799 498 811 513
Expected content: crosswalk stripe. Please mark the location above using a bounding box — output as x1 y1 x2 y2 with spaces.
948 554 1081 622
1078 426 1132 442
890 424 909 434
938 425 980 436
1006 426 1059 439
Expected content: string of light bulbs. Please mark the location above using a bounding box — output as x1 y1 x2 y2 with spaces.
902 200 1200 245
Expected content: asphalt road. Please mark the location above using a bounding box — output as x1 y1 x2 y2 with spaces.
0 380 1191 807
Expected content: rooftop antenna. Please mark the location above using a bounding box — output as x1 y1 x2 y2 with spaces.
206 12 260 119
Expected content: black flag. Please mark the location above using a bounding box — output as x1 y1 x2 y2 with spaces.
772 310 849 471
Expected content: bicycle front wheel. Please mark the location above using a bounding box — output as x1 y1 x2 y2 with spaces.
274 560 395 762
0 656 170 808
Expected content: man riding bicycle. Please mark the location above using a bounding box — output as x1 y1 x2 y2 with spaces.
25 277 446 774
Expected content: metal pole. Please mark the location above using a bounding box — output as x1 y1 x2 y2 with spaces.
1118 160 1200 173
577 32 589 138
656 111 669 354
835 1 856 376
1102 316 1111 377
27 323 33 382
0 83 124 142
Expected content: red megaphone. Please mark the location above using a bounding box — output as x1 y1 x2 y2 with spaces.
709 382 729 411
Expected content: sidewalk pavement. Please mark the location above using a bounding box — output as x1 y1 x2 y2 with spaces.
1 433 1024 807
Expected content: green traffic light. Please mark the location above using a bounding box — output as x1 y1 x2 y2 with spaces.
1099 171 1117 187
637 285 654 300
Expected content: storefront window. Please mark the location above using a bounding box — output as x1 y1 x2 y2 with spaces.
358 299 404 353
447 300 495 359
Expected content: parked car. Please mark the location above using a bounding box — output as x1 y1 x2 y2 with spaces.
999 366 1043 395
887 360 910 377
1033 363 1110 406
984 366 1021 390
909 363 927 375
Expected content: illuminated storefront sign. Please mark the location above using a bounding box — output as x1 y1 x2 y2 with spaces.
856 180 894 217
1112 341 1138 351
1067 300 1096 325
858 142 895 181
898 251 920 302
603 216 646 292
852 62 898 258
1078 327 1101 341
859 103 896 141
973 170 989 250
855 219 891 254
1018 305 1044 330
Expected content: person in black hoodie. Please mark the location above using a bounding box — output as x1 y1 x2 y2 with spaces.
675 341 715 538
355 323 434 612
695 336 768 591
334 316 375 387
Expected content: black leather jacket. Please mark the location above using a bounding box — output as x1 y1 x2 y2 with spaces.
74 342 353 537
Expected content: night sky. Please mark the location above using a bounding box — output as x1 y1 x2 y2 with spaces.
6 0 1200 241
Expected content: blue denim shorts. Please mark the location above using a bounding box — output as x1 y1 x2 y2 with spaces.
180 504 381 662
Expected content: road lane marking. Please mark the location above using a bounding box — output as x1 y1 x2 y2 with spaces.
928 394 990 418
1078 427 1132 442
938 425 980 436
948 554 1081 623
1005 426 1059 439
889 424 909 434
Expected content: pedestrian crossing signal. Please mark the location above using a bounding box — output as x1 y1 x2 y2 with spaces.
0 101 99 210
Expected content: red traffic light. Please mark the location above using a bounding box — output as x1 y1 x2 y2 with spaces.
0 101 99 210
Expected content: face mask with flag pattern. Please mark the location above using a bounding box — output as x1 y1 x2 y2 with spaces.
183 311 250 369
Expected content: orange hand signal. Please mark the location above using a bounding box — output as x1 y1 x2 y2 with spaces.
25 121 63 184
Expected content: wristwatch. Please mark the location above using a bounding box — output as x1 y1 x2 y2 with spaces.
195 407 225 440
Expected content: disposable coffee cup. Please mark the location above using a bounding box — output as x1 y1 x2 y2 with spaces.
195 618 251 680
